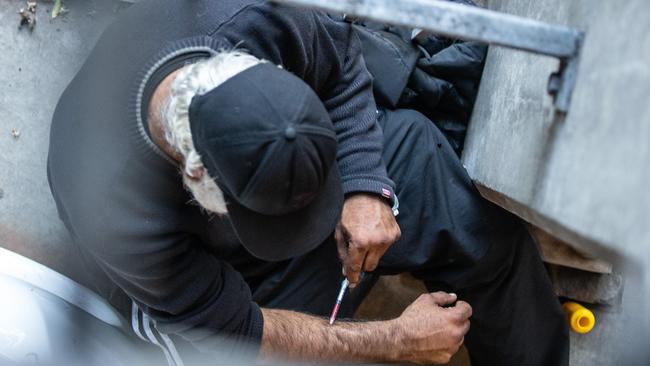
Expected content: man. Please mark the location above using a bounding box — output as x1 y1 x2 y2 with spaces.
47 0 568 365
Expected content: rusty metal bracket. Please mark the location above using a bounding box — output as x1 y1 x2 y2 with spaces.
273 0 585 113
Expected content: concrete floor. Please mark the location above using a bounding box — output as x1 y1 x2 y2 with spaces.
0 0 124 288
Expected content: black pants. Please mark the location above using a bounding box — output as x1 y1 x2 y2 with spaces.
250 109 569 366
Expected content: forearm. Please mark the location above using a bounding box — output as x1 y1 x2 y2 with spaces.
259 308 399 363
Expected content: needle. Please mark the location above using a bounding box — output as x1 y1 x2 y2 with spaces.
328 193 398 325
328 278 350 325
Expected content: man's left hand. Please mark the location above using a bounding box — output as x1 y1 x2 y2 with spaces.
335 193 401 287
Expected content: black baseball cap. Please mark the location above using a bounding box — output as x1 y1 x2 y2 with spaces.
188 63 343 261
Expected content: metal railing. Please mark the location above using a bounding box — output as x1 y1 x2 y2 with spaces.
274 0 585 113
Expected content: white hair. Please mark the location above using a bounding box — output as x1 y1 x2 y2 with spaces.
162 50 265 214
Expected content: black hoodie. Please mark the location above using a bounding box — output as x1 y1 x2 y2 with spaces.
47 0 393 357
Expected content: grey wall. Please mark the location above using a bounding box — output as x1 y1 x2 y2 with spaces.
464 0 650 268
462 0 650 364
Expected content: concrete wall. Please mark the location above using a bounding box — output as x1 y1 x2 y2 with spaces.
464 0 650 263
462 0 650 364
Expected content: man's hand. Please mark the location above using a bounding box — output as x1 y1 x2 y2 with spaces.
335 193 401 286
391 292 472 364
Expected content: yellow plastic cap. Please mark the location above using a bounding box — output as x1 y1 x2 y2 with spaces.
562 301 595 334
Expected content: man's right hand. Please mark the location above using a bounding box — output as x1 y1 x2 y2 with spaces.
390 292 472 364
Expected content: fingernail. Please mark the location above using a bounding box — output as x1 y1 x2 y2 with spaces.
450 293 457 297
349 282 357 289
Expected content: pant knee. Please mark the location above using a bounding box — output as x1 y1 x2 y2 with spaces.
380 109 438 139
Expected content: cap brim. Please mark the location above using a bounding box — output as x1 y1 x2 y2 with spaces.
226 164 343 262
